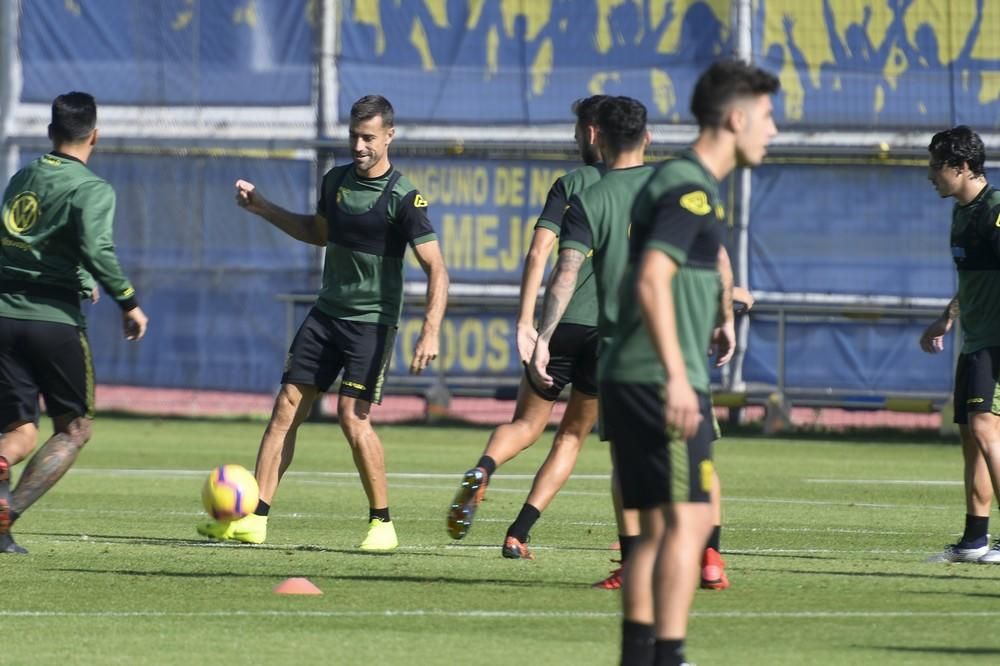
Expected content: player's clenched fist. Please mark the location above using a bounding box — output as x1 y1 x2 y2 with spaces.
235 179 257 209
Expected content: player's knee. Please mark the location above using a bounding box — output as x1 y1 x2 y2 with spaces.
338 404 372 441
518 418 547 441
967 417 1000 448
551 429 584 451
272 390 307 429
63 416 93 449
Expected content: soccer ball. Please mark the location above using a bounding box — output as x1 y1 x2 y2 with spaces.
201 464 259 521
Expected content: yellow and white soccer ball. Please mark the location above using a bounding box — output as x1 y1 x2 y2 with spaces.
201 464 259 521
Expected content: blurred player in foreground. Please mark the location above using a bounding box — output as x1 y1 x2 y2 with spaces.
601 60 778 665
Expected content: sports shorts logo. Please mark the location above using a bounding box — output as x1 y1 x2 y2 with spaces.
699 460 714 493
968 397 985 405
3 192 41 235
679 191 711 216
342 380 367 391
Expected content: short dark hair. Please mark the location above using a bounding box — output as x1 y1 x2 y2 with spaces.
50 91 97 143
928 125 986 177
597 96 647 154
350 95 394 128
571 95 610 127
690 59 780 129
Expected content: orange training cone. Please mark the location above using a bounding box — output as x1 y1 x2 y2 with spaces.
273 577 323 595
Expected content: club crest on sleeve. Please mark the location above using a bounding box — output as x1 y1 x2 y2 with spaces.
680 191 711 216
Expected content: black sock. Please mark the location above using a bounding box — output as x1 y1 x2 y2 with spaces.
506 503 541 541
619 534 639 564
962 514 989 545
370 507 391 523
476 456 497 480
254 500 270 517
653 639 685 666
707 524 721 552
621 620 655 666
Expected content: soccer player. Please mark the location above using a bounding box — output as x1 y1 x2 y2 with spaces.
445 95 608 558
920 125 1000 564
530 98 746 593
602 60 778 666
198 95 448 551
0 92 149 554
527 95 652 580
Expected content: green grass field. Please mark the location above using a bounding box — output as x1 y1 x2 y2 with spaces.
5 416 1000 665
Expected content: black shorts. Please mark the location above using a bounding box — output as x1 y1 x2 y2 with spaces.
599 393 720 443
601 381 714 508
954 346 1000 424
282 308 396 404
0 316 94 426
524 323 598 401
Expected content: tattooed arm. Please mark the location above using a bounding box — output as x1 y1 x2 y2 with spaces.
528 248 585 388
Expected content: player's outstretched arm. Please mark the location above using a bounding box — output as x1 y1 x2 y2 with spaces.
410 239 449 374
234 179 327 246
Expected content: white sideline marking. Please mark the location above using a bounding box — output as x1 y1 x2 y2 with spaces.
5 609 1000 620
34 535 938 555
725 496 951 510
29 507 616 527
805 478 962 486
64 468 956 509
69 468 612 481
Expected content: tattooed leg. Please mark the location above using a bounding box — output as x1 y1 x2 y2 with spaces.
10 416 92 516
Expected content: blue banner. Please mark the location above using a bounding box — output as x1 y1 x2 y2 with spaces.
338 0 1000 129
19 0 313 105
393 156 572 283
39 152 318 393
758 0 1000 129
389 310 518 381
338 0 734 125
744 317 955 395
749 162 956 298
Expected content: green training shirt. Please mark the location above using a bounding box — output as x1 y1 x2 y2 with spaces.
601 151 725 394
535 163 604 327
0 152 137 327
559 165 654 358
951 185 1000 354
314 165 437 326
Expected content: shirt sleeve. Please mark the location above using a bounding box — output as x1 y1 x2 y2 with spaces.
978 203 1000 257
641 186 717 266
559 195 593 255
316 168 336 223
396 189 437 245
536 179 569 235
75 181 137 310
